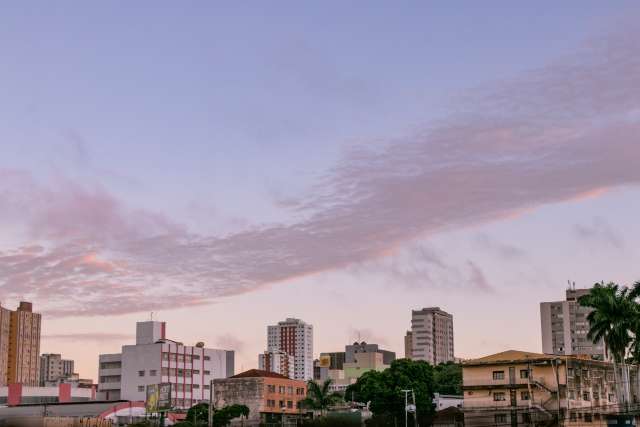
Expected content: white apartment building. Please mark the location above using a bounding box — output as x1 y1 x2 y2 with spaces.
410 307 454 365
97 321 235 408
258 350 294 379
540 286 606 360
267 318 313 381
39 353 75 386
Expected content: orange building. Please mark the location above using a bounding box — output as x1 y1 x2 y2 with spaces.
7 302 41 386
213 369 308 424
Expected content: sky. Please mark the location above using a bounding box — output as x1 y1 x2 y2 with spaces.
1 1 640 381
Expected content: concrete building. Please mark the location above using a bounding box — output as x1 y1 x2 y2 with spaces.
39 353 74 386
462 350 633 427
267 318 313 381
3 302 42 386
319 351 346 370
259 350 294 379
540 286 606 360
404 331 412 359
346 341 395 365
97 320 235 408
0 383 94 406
410 307 454 365
212 369 308 424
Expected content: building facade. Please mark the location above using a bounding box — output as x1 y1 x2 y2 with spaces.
540 286 606 360
462 350 632 427
259 350 294 379
410 307 454 365
345 342 395 366
40 354 75 386
1 302 42 387
267 318 313 381
212 369 307 424
97 321 235 408
404 331 412 359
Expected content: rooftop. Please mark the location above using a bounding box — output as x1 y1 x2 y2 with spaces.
231 369 289 379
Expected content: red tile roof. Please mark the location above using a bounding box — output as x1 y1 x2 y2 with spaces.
231 369 290 379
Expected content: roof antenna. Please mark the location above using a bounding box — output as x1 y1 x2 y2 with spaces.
150 311 154 321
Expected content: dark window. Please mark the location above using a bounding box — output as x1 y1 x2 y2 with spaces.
493 371 505 380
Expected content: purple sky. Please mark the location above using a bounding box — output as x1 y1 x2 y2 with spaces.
1 2 640 380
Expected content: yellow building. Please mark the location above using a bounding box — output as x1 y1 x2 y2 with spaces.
7 302 41 386
462 350 634 426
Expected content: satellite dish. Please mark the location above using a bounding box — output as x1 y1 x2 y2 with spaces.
196 342 205 348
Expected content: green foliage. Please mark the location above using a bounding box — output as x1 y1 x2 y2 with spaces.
578 281 640 363
433 362 462 395
302 379 343 414
302 412 361 427
179 403 250 427
345 358 435 423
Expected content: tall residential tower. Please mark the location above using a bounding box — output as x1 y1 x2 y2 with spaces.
410 307 454 365
267 318 313 380
540 286 605 360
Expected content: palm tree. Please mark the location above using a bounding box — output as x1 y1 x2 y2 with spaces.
301 379 343 416
579 282 638 406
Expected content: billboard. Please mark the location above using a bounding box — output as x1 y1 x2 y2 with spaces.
318 355 331 368
146 383 172 412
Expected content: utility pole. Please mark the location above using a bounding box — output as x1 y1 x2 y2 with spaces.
208 379 214 427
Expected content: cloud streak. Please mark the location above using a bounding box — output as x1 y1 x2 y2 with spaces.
1 24 640 316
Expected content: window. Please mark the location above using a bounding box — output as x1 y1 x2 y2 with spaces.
493 392 506 401
494 414 507 423
584 413 593 423
279 400 285 408
204 370 211 375
493 371 505 380
193 384 200 389
150 370 157 377
203 385 210 390
162 353 169 361
583 392 590 401
138 386 145 392
287 386 294 395
520 369 529 379
287 400 293 409
193 355 200 360
193 369 200 375
268 385 276 393
204 356 211 361
521 391 530 401
279 386 286 394
138 370 145 377
522 413 531 423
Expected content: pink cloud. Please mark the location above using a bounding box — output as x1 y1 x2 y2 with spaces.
1 25 640 316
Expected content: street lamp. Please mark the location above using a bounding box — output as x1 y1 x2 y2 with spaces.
402 389 417 427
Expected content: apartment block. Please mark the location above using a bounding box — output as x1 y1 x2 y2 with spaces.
462 350 634 427
40 354 75 386
258 350 294 379
404 331 412 359
97 320 235 408
540 286 606 360
410 307 454 365
267 318 313 381
4 302 42 386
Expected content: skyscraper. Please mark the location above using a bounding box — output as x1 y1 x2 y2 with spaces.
8 302 41 386
540 286 605 360
410 307 454 365
267 318 313 380
40 354 75 386
258 350 294 378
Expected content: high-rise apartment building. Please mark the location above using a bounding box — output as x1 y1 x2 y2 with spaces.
97 320 235 408
404 331 413 359
410 307 454 365
258 350 294 379
40 354 75 386
267 318 313 381
0 302 42 386
540 286 605 360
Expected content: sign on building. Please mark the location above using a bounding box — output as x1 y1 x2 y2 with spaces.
146 383 172 412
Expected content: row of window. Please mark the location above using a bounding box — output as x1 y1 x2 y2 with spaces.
161 353 211 362
137 384 211 392
266 400 299 409
138 368 211 377
492 370 529 380
266 385 305 395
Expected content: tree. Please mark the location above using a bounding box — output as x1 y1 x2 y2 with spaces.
345 359 435 425
579 282 639 405
176 403 250 427
433 362 462 395
302 379 343 416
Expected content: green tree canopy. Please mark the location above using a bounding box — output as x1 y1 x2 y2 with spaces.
433 362 462 395
345 359 435 423
302 379 343 415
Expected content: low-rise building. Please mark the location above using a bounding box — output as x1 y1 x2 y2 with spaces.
213 369 308 424
0 383 94 406
462 350 635 427
96 320 235 408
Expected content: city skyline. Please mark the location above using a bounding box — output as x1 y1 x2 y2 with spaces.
2 1 640 383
